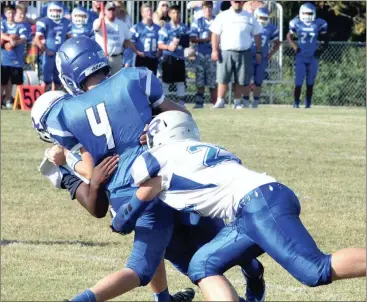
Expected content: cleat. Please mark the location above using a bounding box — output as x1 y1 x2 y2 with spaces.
170 288 195 301
245 263 266 302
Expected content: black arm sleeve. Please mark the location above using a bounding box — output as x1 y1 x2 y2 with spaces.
61 174 84 200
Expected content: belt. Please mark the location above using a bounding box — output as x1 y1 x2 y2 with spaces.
110 53 123 57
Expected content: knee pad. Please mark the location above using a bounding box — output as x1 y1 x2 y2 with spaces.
176 82 186 98
296 253 332 287
162 82 170 95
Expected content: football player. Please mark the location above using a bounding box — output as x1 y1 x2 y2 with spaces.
287 3 328 108
113 110 367 301
69 6 94 39
34 1 70 91
1 4 28 109
31 37 264 302
249 7 280 108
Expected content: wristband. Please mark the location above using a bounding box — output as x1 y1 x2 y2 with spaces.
66 151 81 171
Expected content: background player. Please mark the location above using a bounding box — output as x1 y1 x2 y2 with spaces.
130 3 161 75
287 2 328 108
69 6 93 38
113 110 367 301
1 4 28 109
34 1 70 91
250 7 280 108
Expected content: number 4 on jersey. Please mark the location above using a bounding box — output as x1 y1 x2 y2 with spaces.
86 102 115 149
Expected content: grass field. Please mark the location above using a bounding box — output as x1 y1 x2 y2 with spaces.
1 106 366 301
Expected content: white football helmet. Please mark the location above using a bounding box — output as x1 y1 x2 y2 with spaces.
299 3 316 25
31 91 67 143
147 111 200 149
72 7 89 26
254 7 270 27
47 1 64 23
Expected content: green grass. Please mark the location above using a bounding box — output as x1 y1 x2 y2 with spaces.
1 106 366 301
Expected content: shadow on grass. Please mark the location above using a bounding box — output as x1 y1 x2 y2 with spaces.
0 239 120 247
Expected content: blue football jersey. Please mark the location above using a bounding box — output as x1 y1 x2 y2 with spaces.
190 16 214 56
130 22 160 58
36 17 70 52
158 22 190 60
289 17 328 57
69 22 93 38
88 10 99 25
44 68 164 199
1 20 28 68
251 23 279 58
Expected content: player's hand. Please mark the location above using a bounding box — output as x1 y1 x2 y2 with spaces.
99 11 104 19
91 155 119 187
211 50 219 62
124 63 130 68
256 53 262 64
9 39 17 47
315 49 322 59
136 51 145 58
47 145 66 166
139 124 149 145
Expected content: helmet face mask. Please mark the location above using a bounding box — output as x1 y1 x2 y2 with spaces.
254 7 270 26
299 3 316 25
47 2 64 22
72 8 89 25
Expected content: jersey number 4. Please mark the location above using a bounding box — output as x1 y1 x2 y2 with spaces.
187 144 241 167
86 102 116 149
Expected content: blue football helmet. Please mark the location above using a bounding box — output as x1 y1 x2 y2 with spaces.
72 6 89 26
47 1 64 22
254 7 270 26
56 36 111 95
299 3 316 25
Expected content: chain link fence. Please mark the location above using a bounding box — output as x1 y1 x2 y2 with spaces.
177 41 366 107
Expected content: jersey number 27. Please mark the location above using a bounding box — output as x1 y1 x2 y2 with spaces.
86 102 115 149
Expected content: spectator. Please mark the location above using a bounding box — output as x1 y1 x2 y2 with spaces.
250 7 280 108
89 1 101 25
153 1 170 27
69 6 94 38
15 4 32 41
187 0 222 21
243 0 264 13
34 1 70 91
93 1 142 75
114 1 132 28
1 5 27 109
210 1 262 109
158 4 190 107
190 1 217 108
16 1 38 24
130 3 161 74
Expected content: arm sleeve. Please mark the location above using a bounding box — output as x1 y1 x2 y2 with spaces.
36 19 46 36
131 151 161 185
60 173 83 200
18 24 28 39
289 19 297 34
138 68 165 108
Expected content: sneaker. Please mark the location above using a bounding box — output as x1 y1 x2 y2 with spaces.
193 103 204 109
292 101 300 108
212 99 225 109
304 100 311 108
245 266 266 302
170 288 195 301
5 100 13 109
233 104 244 110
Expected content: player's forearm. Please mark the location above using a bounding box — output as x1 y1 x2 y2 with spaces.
34 35 45 49
254 35 262 53
1 33 12 41
16 37 27 46
123 40 138 54
269 40 281 56
137 177 163 201
286 32 297 50
158 43 169 51
75 182 109 218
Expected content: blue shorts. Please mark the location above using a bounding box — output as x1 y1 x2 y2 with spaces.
295 55 318 87
252 59 268 86
42 54 61 85
188 183 332 287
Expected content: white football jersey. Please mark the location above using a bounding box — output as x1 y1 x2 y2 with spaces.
131 140 276 222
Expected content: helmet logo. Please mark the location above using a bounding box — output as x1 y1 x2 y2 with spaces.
84 62 106 76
